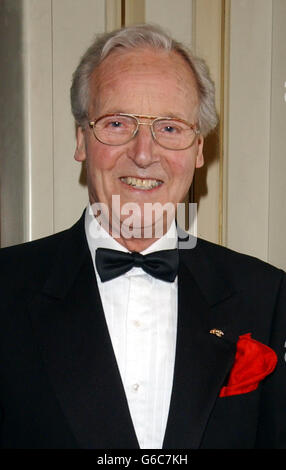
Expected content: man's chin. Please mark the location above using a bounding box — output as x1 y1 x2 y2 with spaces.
120 215 173 240
90 197 176 240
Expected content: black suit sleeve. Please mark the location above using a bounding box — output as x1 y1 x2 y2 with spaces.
256 272 286 448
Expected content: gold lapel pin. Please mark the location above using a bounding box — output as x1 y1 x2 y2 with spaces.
210 328 224 338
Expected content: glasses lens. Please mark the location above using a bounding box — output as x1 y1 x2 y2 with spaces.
153 119 196 149
94 114 137 145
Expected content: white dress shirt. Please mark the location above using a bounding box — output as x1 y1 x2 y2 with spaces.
85 205 178 449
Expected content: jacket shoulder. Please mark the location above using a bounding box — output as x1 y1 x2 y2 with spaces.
0 230 70 295
0 212 85 270
197 236 283 270
195 237 285 286
0 229 69 267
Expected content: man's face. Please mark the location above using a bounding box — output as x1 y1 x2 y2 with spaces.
75 48 204 239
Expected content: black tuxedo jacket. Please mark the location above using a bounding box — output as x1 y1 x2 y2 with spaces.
0 212 285 449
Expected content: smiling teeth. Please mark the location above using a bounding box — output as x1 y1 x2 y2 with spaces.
120 177 162 189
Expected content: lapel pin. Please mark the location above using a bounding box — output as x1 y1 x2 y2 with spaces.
210 328 224 338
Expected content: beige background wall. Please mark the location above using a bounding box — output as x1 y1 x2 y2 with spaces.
268 0 286 270
1 0 285 271
226 0 286 270
0 0 106 246
0 0 26 246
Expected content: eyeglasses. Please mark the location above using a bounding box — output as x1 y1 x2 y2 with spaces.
88 113 200 150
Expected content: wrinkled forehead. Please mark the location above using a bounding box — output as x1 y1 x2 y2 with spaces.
89 47 200 111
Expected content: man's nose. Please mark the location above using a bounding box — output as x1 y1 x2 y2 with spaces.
127 123 158 167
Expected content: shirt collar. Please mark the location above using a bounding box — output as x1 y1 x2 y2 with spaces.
84 203 178 260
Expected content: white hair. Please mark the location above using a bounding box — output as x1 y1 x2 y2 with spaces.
70 23 218 136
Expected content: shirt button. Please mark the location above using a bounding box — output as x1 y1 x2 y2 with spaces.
132 383 140 392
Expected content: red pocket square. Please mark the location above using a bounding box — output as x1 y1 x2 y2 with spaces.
219 333 277 397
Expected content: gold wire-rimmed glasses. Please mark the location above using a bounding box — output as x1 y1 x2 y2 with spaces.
88 113 200 150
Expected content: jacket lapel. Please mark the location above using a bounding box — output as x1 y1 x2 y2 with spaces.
29 215 139 449
163 242 240 449
28 216 242 449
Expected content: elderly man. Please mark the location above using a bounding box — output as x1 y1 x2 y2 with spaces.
0 24 285 449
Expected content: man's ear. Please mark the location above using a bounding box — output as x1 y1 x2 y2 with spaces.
195 135 204 168
74 126 87 162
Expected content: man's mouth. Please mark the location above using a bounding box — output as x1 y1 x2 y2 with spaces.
120 176 163 190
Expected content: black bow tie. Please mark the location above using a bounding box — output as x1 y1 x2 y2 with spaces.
95 247 179 282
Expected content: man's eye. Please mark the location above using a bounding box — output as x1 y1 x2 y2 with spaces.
159 124 181 134
99 117 133 133
163 126 176 133
155 120 183 134
109 121 122 128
